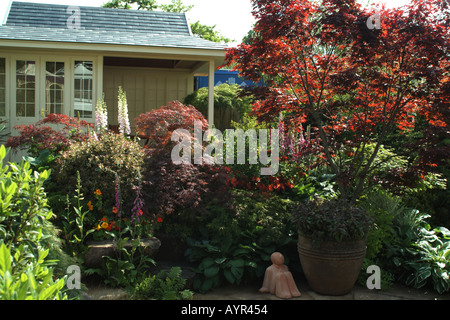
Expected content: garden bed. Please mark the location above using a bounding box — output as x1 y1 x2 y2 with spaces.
2 4 449 298
83 237 161 268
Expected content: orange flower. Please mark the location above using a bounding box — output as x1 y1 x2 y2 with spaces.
87 201 94 211
107 221 116 231
112 207 118 214
101 217 108 222
110 221 119 231
101 222 109 229
95 189 102 196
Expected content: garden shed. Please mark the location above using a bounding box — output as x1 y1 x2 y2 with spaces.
0 1 226 157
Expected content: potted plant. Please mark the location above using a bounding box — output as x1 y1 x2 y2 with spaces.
292 197 373 295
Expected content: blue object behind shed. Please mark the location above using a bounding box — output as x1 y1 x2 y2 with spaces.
195 69 261 89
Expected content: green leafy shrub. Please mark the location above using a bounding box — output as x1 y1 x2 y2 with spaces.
70 176 156 289
402 167 449 229
358 190 401 261
185 189 298 293
184 83 252 130
358 190 450 294
0 243 66 300
53 131 144 212
133 267 193 300
386 208 450 294
0 145 69 299
356 190 405 289
340 143 447 211
292 170 338 201
209 189 297 249
186 237 258 293
359 258 394 291
59 172 97 258
85 236 156 289
0 151 53 249
404 226 450 294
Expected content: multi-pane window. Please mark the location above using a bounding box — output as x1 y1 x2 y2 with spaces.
45 61 65 114
16 60 36 117
0 58 5 117
74 61 93 118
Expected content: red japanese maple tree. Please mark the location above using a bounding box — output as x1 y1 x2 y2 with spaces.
6 114 93 157
225 0 449 202
134 100 208 153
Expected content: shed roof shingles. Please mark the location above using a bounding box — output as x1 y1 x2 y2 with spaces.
0 1 226 50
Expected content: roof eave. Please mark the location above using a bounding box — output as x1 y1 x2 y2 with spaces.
0 38 226 60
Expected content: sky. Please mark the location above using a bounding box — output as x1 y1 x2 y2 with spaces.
0 0 412 46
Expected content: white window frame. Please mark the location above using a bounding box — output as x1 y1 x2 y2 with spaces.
12 55 40 124
0 51 102 130
0 55 9 125
71 56 98 121
41 58 70 117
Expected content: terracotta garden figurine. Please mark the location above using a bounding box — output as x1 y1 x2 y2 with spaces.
259 252 301 299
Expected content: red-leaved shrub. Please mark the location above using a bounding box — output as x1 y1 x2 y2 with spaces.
137 101 231 238
134 100 208 153
141 151 230 219
6 114 93 157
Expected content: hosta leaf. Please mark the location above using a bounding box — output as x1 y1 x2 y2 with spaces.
200 257 215 269
204 265 220 278
223 269 235 284
199 277 214 293
230 266 243 280
215 257 226 264
229 258 245 268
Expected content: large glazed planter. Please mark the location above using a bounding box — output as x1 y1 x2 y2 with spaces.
297 235 367 296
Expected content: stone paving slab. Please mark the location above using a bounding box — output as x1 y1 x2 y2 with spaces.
85 282 450 300
84 267 450 301
193 281 450 301
85 276 450 300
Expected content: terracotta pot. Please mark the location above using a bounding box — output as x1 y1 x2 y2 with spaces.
297 235 366 296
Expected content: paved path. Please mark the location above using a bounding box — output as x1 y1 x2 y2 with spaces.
86 280 450 300
193 281 450 301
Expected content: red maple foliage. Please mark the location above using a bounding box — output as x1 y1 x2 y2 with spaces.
134 100 208 154
141 150 231 218
6 114 93 157
137 101 231 222
225 0 449 202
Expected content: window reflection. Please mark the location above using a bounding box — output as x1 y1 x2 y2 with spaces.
46 61 64 114
16 60 36 117
74 61 93 118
